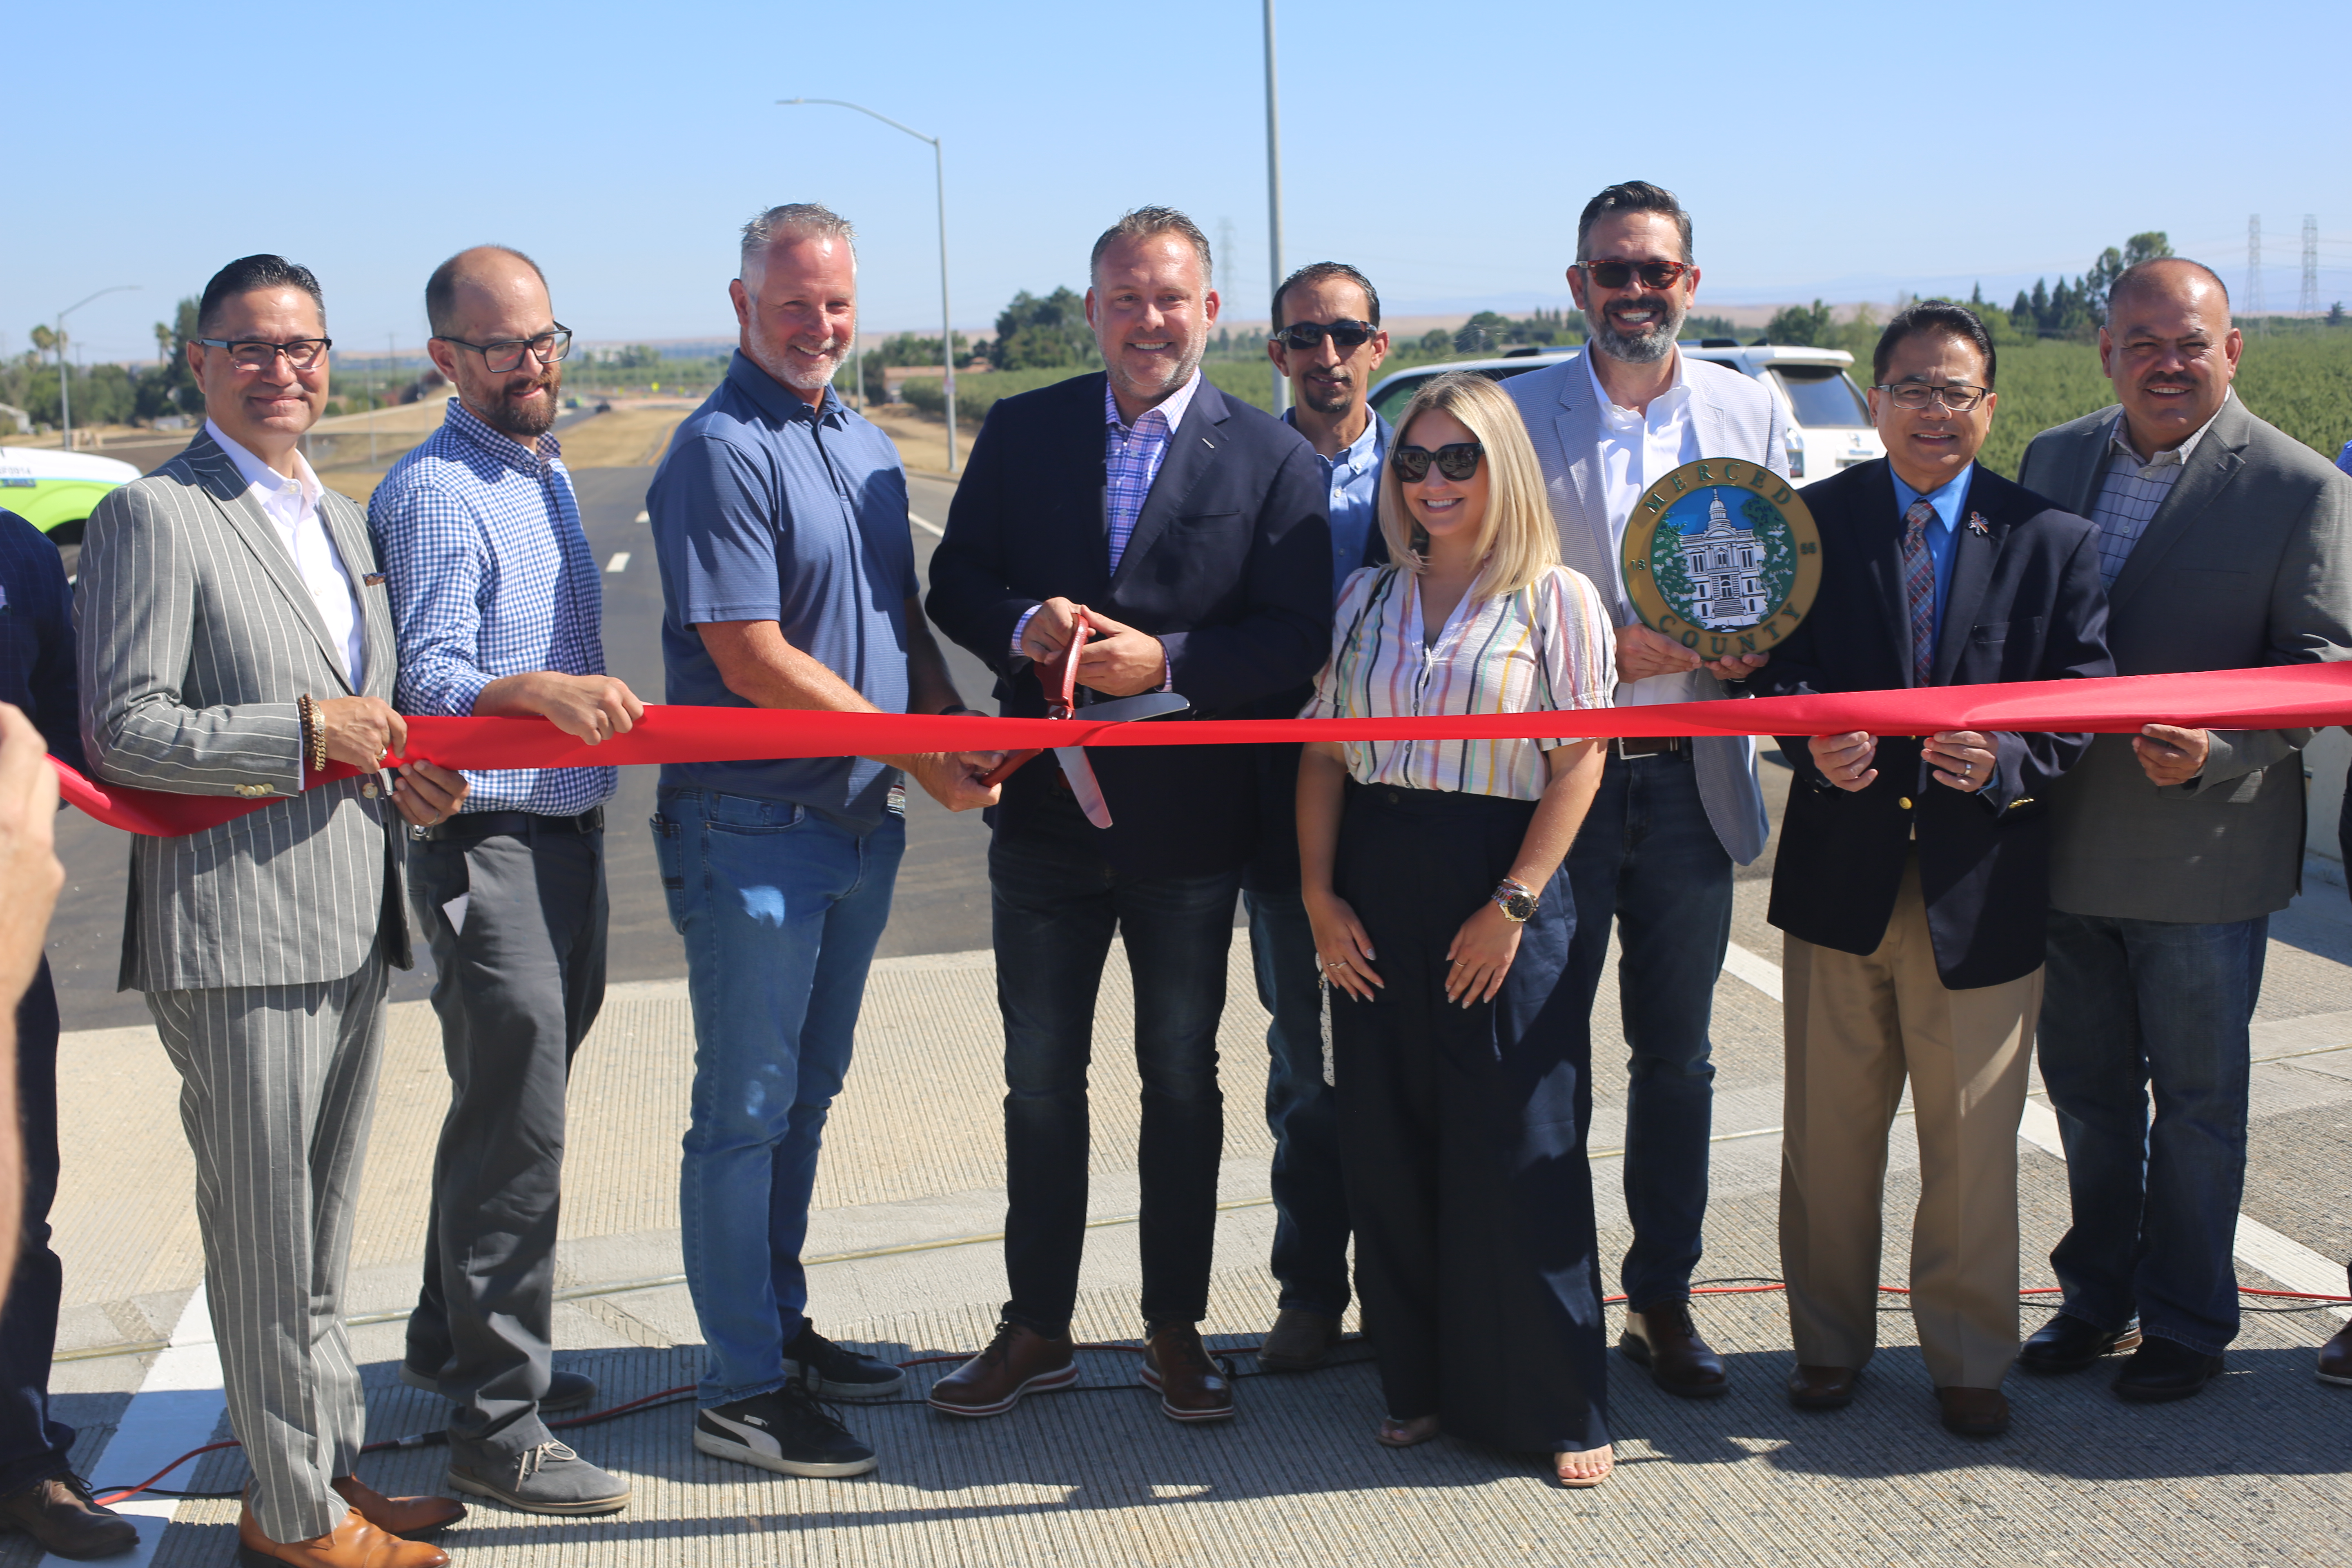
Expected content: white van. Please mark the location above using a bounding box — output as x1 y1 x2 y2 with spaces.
1366 339 1884 486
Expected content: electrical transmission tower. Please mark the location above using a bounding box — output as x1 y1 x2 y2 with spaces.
2302 214 2320 316
2247 214 2265 331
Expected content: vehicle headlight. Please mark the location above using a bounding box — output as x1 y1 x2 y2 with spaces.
1784 430 1804 479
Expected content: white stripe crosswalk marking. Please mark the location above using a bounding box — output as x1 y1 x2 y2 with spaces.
605 552 630 573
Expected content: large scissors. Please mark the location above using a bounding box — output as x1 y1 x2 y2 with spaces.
976 607 1187 828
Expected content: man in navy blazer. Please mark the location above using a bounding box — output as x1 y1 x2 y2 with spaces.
1752 302 2111 1439
925 207 1330 1424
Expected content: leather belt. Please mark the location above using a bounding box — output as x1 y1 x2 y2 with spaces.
412 806 604 843
1612 737 1685 760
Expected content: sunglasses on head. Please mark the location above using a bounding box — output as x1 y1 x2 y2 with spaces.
1391 442 1484 483
1272 318 1377 353
1572 259 1693 290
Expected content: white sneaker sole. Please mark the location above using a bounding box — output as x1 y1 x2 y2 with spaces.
1139 1363 1236 1423
925 1361 1078 1418
692 1426 880 1478
445 1467 631 1515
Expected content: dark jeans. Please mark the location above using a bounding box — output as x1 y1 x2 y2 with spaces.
404 822 608 1453
1560 751 1731 1308
2038 909 2267 1354
1244 887 1351 1317
0 962 70 1494
992 787 1240 1337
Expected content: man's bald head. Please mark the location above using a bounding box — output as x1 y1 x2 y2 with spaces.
423 245 564 441
425 245 551 340
2106 256 2230 324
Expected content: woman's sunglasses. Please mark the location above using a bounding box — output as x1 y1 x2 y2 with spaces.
1572 260 1693 290
1392 442 1484 483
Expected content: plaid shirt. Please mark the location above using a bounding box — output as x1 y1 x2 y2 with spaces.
369 399 614 815
2087 396 2226 587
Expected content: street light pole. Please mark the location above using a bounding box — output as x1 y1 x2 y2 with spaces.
54 284 138 450
1263 0 1289 415
779 97 959 472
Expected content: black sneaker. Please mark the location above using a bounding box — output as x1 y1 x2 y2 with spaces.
694 1383 879 1478
784 1322 908 1401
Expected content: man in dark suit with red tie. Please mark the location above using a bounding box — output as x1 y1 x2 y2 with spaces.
924 207 1330 1424
1751 301 2112 1439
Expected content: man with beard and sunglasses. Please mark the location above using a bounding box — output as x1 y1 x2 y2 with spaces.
647 203 1000 1480
369 245 638 1515
1503 180 1788 1400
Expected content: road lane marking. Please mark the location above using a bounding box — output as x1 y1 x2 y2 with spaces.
633 510 648 523
65 1285 225 1566
605 552 630 573
909 512 944 538
1722 941 1783 1001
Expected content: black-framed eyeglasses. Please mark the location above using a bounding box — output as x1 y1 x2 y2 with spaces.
1273 318 1377 353
195 336 332 372
1874 381 1990 412
436 325 573 375
1572 259 1693 291
1392 442 1484 483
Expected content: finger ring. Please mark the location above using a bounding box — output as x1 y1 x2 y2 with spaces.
1332 959 1350 970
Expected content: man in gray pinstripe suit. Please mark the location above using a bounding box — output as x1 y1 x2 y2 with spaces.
79 256 470 1568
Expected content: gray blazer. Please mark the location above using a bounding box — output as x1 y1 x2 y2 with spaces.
2018 396 2352 922
78 430 410 991
1505 350 1789 865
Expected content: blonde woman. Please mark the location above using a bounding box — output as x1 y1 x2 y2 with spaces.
1297 372 1618 1486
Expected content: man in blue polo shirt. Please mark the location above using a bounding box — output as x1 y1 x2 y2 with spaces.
647 202 996 1482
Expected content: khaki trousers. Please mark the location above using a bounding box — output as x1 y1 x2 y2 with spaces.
1779 857 2040 1389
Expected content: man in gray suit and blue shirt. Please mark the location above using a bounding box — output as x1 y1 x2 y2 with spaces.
2015 257 2352 1403
80 255 470 1568
1505 182 1788 1398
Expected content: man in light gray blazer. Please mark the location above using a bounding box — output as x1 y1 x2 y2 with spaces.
2015 257 2352 1404
1504 182 1787 1398
78 255 468 1568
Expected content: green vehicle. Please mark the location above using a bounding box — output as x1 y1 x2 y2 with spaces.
0 446 143 548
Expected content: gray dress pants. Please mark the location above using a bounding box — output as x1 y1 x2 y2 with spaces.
403 820 607 1454
148 947 391 1546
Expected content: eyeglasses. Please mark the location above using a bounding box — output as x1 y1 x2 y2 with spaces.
1272 319 1377 353
196 336 332 372
1392 442 1484 483
436 325 573 375
1874 381 1990 412
1572 260 1693 291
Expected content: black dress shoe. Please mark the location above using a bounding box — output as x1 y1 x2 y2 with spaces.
2018 1312 2143 1374
1618 1302 1729 1398
2318 1321 2352 1388
2112 1336 2225 1403
1786 1365 1858 1410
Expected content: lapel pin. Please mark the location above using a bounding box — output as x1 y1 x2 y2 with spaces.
1966 512 1990 537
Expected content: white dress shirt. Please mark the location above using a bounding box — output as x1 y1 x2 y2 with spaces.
207 419 365 687
1585 349 1702 706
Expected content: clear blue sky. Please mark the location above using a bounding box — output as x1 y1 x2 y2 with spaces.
8 0 2346 365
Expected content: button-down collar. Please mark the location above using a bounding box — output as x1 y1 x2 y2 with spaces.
2107 389 2231 473
441 395 567 479
1286 405 1385 602
1105 370 1202 442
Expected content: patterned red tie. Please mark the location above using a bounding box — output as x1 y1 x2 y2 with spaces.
1902 499 1938 688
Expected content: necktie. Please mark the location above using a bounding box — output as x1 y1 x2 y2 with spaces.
1902 499 1938 687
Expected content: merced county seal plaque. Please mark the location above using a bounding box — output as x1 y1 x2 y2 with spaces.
1621 457 1822 660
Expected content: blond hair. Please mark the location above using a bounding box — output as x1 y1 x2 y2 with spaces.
1379 371 1561 600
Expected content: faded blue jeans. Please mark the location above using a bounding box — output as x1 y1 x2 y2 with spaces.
652 788 904 1406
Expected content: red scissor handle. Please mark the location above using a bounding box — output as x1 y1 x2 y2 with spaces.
977 608 1091 788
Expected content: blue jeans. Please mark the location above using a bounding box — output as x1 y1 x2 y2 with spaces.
992 789 1240 1336
1560 752 1731 1309
652 788 904 1406
2038 910 2267 1354
1245 888 1351 1317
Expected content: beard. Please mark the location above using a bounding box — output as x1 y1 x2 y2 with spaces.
1297 369 1355 416
1588 293 1686 366
472 365 562 438
749 329 851 394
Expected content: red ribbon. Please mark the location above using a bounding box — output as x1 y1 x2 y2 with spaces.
53 663 2352 838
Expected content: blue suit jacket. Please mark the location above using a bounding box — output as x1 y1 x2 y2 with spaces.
927 372 1332 878
1754 460 2112 988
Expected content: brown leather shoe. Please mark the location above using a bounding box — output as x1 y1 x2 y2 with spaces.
2317 1321 2352 1387
927 1320 1078 1418
0 1474 138 1559
1256 1309 1342 1372
236 1504 449 1568
1619 1302 1728 1398
330 1476 464 1539
1140 1323 1236 1422
1936 1385 2011 1438
1786 1364 1858 1410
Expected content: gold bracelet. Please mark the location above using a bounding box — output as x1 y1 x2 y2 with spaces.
299 694 327 775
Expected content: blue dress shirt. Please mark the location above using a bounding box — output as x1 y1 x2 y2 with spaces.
1283 408 1385 603
1890 463 1974 639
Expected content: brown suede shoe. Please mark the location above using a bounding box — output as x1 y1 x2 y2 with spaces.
0 1474 138 1559
2318 1321 2352 1387
1936 1385 2011 1438
1140 1323 1236 1423
235 1504 449 1568
330 1476 464 1539
1786 1364 1858 1410
1618 1302 1728 1398
927 1321 1078 1418
1256 1309 1342 1372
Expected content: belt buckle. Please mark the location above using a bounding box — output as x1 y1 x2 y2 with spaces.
1613 736 1677 760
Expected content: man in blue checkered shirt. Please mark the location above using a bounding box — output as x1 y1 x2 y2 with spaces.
367 246 639 1517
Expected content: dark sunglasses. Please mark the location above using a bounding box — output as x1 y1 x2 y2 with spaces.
1572 259 1693 290
1272 318 1377 353
1391 442 1484 483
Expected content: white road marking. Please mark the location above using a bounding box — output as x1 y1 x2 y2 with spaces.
1722 940 2351 1319
62 1285 225 1566
633 510 648 524
605 552 630 573
909 512 944 539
